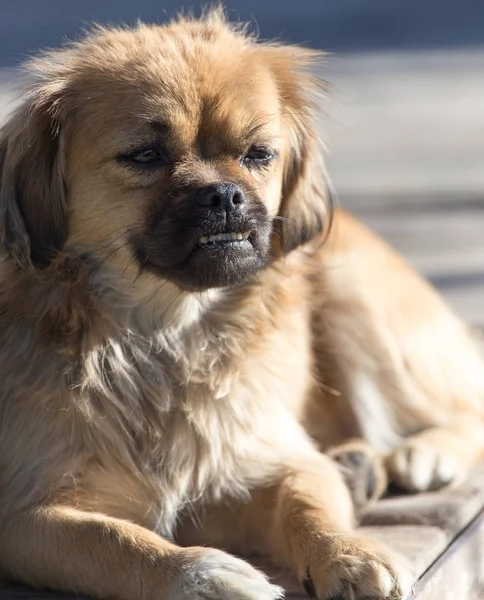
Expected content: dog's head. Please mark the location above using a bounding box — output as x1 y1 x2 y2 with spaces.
0 10 331 292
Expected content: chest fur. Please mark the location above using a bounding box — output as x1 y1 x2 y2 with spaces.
77 303 315 536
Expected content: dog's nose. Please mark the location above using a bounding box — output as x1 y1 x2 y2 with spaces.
196 183 246 210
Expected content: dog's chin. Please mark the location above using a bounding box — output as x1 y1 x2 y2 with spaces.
174 240 266 291
134 229 271 292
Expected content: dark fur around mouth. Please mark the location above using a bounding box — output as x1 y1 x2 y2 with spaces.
130 200 273 291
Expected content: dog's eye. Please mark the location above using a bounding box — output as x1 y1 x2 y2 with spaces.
242 146 275 166
119 147 169 168
132 149 163 163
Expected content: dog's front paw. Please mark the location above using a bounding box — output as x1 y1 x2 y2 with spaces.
387 438 463 492
172 547 284 600
298 533 413 600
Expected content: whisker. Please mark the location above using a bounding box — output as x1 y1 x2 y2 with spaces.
116 256 136 287
270 215 307 234
90 241 134 277
70 224 145 263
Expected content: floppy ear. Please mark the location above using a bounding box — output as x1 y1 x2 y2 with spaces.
0 83 68 269
267 45 333 254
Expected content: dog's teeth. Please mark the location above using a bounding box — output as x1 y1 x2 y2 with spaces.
200 231 251 244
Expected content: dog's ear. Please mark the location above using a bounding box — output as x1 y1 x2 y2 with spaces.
0 78 69 269
266 45 333 254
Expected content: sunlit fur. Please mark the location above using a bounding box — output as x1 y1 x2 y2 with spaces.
0 9 482 600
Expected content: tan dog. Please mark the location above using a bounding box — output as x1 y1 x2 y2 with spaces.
0 9 483 600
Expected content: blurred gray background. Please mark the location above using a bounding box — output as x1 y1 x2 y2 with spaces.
1 1 483 324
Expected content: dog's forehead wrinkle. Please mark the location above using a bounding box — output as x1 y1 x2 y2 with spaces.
192 99 281 159
120 98 281 161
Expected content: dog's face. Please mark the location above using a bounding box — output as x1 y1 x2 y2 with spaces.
66 34 285 291
0 12 329 293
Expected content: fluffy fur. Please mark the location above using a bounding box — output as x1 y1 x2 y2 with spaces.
0 9 483 600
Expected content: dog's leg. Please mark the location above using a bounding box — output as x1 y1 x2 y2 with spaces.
0 505 283 600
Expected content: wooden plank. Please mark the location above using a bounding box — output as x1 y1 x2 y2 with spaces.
358 525 448 574
414 510 484 600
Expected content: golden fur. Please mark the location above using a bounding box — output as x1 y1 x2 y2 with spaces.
0 9 483 600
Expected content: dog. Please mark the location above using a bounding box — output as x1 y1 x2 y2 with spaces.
0 9 483 600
